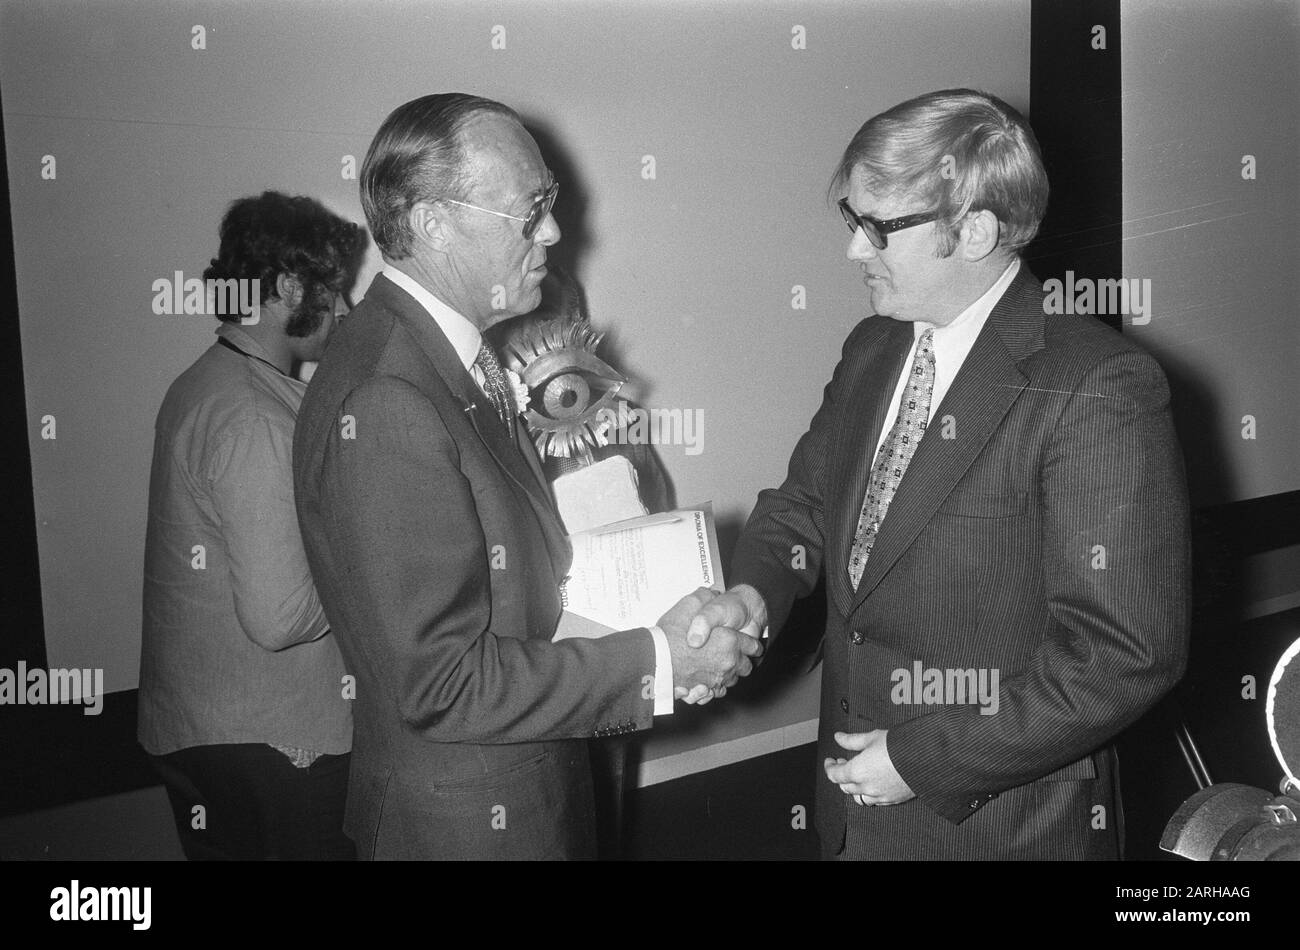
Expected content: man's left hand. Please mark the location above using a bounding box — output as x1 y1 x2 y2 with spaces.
823 730 916 806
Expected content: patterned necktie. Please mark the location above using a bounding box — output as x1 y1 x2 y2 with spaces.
848 328 935 590
474 341 515 432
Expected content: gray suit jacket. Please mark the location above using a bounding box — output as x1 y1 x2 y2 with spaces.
293 274 657 859
732 265 1191 859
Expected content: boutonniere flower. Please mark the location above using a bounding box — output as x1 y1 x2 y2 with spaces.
505 368 530 415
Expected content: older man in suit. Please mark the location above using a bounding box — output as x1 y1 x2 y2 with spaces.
693 89 1191 859
293 93 760 860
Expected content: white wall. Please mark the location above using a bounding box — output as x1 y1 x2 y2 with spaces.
1121 0 1299 507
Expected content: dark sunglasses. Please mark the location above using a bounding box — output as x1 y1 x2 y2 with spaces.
837 197 940 249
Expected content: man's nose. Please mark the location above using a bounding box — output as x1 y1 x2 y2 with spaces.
847 227 877 262
534 211 561 247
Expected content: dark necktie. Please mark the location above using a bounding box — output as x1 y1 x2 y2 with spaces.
848 328 935 590
474 341 515 432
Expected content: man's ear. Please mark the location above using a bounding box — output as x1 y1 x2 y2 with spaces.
408 199 454 254
959 209 1002 261
275 272 304 308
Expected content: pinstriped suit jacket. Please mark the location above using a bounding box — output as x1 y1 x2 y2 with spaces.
731 265 1191 859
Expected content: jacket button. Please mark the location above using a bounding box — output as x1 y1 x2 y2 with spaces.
850 630 865 645
840 698 849 713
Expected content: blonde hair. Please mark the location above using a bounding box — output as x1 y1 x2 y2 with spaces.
831 89 1048 255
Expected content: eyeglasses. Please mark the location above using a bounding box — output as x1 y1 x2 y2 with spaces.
444 178 559 240
837 197 940 249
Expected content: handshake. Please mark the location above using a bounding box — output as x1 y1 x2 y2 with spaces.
656 585 769 705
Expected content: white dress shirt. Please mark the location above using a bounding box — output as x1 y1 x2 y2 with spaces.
382 264 481 371
381 264 675 714
870 258 1020 465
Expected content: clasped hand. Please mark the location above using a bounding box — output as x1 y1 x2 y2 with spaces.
824 730 915 806
656 585 768 706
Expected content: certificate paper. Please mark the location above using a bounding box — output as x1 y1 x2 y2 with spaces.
554 505 723 639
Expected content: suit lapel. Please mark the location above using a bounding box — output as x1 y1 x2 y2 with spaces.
465 394 573 578
827 318 914 618
513 415 553 499
846 267 1046 613
511 421 574 573
368 275 571 576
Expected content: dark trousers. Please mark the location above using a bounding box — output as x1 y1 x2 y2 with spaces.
150 743 354 861
589 736 631 859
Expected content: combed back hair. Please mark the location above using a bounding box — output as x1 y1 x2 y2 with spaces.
361 93 520 259
830 89 1049 256
202 191 365 322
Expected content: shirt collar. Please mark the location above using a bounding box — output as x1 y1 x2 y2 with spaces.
381 263 482 371
915 257 1021 339
215 321 286 370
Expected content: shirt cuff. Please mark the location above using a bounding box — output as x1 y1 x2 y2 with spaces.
647 626 674 716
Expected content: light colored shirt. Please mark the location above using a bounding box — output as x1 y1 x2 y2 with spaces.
138 323 352 755
382 264 481 371
870 258 1020 465
381 263 675 714
382 263 522 406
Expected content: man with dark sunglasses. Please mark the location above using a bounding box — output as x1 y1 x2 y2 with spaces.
293 93 761 860
695 88 1191 860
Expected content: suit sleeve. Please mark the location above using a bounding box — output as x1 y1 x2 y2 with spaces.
321 376 657 744
887 349 1192 822
730 322 869 636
